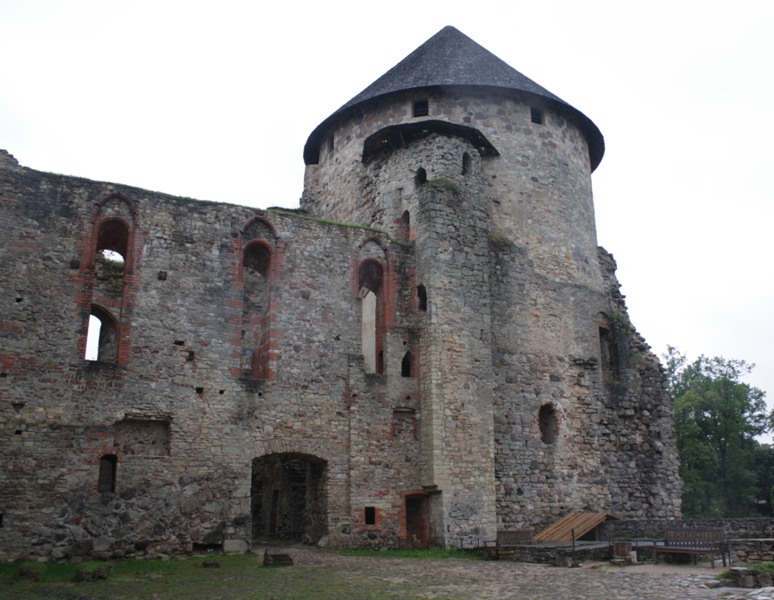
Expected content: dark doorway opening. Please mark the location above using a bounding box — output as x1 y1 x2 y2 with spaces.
405 495 429 548
251 453 328 545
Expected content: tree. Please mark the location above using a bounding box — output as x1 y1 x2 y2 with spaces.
664 347 773 518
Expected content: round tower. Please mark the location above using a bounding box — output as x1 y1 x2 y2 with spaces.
302 26 680 541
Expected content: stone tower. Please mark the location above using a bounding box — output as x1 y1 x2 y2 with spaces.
301 26 681 540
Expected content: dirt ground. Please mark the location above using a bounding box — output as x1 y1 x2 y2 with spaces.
2 545 757 600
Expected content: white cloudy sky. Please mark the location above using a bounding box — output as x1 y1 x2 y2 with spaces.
2 0 772 422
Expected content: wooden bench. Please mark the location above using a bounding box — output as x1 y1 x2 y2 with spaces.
483 529 534 560
653 528 727 568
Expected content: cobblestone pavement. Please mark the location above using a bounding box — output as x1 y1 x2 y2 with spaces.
289 546 774 599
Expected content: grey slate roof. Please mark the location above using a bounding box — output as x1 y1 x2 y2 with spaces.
304 26 604 170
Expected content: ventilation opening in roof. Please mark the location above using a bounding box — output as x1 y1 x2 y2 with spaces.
530 107 544 125
413 100 429 117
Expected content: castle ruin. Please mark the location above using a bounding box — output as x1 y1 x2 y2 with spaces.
0 26 682 561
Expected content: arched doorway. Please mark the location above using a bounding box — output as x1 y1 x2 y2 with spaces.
251 453 328 544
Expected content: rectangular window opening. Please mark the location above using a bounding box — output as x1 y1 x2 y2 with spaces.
413 100 429 117
364 506 376 525
530 107 544 124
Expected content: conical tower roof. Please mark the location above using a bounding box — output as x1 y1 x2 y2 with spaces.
304 26 604 170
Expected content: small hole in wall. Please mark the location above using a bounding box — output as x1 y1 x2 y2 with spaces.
195 387 204 394
174 341 185 346
257 392 263 397
415 168 427 187
516 487 524 496
15 297 22 303
219 390 225 395
1 372 7 378
364 506 376 525
187 351 195 362
0 514 3 527
158 271 167 281
15 430 22 435
531 107 544 124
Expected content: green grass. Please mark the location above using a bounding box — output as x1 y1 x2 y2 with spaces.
0 553 425 599
488 233 514 246
339 547 482 560
267 209 385 233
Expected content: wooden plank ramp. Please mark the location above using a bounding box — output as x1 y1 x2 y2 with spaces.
533 512 618 542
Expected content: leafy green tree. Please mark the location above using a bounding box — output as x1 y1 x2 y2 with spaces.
753 443 774 515
665 347 772 518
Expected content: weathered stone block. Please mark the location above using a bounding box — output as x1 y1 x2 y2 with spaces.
223 539 249 555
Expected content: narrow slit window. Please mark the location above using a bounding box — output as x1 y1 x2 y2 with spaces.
415 167 427 187
400 210 411 242
462 152 471 175
417 285 427 312
539 404 556 444
98 454 117 493
364 506 376 525
530 107 544 124
413 99 429 117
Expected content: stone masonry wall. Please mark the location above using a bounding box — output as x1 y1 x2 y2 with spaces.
0 149 430 560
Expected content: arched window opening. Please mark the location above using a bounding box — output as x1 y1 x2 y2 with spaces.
415 167 427 187
539 404 557 444
401 351 413 377
462 152 471 175
85 306 118 362
400 210 411 242
98 454 117 493
97 219 129 259
94 248 125 299
243 242 273 379
359 259 384 374
92 220 129 313
417 284 427 312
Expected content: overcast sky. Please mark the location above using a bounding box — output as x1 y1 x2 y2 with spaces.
2 0 772 429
